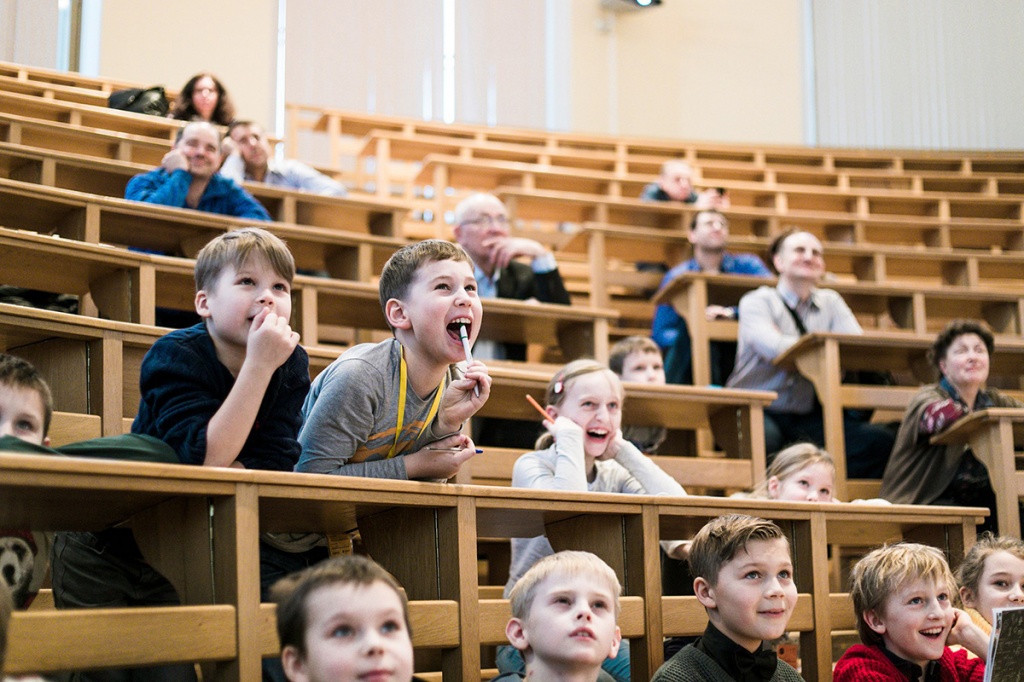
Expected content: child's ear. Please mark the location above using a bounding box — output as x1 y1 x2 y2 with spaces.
545 406 558 421
385 298 413 331
280 645 308 682
505 617 530 652
694 576 717 610
195 290 211 319
863 609 887 636
43 436 51 448
959 586 977 609
766 476 781 498
607 625 622 659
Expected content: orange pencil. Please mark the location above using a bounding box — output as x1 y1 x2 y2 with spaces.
525 394 554 424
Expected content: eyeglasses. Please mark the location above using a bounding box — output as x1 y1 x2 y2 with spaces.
462 214 509 228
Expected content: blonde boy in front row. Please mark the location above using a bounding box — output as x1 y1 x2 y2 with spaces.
502 551 622 682
834 543 990 681
651 515 803 682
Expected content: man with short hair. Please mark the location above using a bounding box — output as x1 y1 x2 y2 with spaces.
652 210 771 385
221 120 347 197
640 159 729 210
125 121 270 220
725 230 894 478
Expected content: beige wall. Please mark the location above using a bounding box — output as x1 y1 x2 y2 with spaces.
97 0 278 126
0 0 60 67
569 0 805 144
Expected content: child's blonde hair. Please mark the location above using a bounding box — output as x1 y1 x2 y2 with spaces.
608 336 661 376
689 515 790 588
509 551 622 620
750 443 835 499
535 359 623 450
194 227 295 292
849 543 955 647
956 532 1024 606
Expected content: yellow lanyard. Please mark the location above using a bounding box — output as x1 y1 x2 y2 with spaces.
387 347 446 459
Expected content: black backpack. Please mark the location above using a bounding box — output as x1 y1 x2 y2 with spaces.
108 86 169 117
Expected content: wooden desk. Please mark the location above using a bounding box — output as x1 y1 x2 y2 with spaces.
931 408 1024 538
653 272 1024 387
774 333 1024 500
0 453 248 678
0 111 170 166
0 89 182 141
1 450 986 681
302 277 618 360
0 177 406 281
482 365 774 472
0 60 172 98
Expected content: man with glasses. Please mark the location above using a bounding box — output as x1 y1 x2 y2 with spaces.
452 193 570 325
651 209 771 385
453 193 570 447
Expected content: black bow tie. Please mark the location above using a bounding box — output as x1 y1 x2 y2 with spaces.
733 646 778 682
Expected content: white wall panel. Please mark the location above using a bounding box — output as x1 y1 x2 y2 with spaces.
812 0 1024 149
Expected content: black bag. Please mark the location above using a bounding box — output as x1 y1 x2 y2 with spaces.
108 86 169 117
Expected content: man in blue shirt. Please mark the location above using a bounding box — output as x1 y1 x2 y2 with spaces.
651 210 771 384
125 121 270 221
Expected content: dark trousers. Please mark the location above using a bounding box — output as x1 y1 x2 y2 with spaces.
52 530 197 682
663 316 737 386
53 530 328 682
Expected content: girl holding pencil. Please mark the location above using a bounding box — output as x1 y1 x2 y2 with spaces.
497 359 688 682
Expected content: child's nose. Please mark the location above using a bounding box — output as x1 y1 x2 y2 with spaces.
1009 585 1024 602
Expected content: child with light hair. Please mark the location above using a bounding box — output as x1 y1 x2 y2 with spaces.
956 533 1024 636
835 542 990 680
743 442 836 503
502 551 622 682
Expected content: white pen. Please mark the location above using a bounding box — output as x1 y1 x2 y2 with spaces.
459 325 480 397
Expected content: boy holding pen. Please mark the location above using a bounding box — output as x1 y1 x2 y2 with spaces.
297 240 491 480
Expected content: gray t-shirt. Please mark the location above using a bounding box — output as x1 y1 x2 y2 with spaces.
297 338 460 479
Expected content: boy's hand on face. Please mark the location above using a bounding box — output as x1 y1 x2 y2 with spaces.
404 434 479 479
437 359 491 433
246 308 299 372
161 149 189 174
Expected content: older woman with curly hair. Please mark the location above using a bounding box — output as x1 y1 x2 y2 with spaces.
169 72 235 125
880 319 1022 534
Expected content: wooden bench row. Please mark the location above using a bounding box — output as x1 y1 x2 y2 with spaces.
284 103 1024 178
567 224 1024 301
0 225 615 360
405 151 1024 209
351 131 1024 207
0 304 772 467
0 60 170 99
1 451 985 681
0 145 410 240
